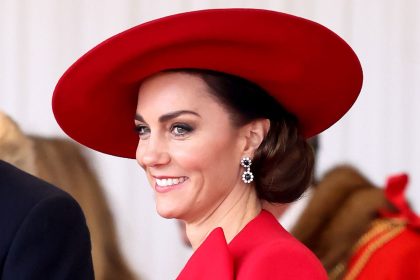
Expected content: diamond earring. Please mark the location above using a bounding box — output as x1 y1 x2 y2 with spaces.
241 157 254 184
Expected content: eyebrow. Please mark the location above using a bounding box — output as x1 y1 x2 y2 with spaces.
135 110 201 123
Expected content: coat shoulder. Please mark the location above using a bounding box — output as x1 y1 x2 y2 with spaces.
0 161 88 262
238 238 327 279
0 161 93 279
0 160 79 234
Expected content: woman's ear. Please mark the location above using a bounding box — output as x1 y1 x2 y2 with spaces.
242 119 270 155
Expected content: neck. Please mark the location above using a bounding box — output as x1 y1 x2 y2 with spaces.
262 201 290 219
185 184 261 251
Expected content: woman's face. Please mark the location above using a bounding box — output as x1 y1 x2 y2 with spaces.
135 72 248 222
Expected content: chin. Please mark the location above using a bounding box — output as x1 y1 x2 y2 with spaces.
156 205 182 219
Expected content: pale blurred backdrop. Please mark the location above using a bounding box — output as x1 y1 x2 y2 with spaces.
1 1 419 279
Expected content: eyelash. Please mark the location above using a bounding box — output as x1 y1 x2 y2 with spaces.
171 123 193 137
134 123 194 139
134 125 150 137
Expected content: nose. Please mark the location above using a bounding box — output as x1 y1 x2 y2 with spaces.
136 135 170 168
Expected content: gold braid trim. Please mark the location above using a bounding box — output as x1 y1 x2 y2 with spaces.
352 219 397 253
342 219 405 280
329 262 345 280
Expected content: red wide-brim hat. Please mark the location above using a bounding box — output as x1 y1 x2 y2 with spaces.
52 8 363 158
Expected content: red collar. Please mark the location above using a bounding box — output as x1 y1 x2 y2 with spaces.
177 210 287 280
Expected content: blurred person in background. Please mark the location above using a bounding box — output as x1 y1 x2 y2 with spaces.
0 111 137 280
264 137 420 279
0 112 94 279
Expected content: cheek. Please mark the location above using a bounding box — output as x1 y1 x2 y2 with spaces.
171 148 211 173
135 140 144 168
172 136 241 181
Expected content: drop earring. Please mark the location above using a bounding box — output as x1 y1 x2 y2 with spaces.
241 157 254 184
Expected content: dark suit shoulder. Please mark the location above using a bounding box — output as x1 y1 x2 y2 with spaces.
0 160 76 241
0 160 70 204
3 194 94 279
0 161 90 271
0 161 94 279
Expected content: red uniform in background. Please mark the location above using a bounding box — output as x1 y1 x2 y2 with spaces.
344 174 420 280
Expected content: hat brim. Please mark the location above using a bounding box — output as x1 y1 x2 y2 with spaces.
52 8 363 158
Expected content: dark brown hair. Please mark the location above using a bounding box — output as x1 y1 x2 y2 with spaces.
166 69 314 203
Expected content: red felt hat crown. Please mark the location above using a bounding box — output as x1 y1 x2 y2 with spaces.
52 8 363 158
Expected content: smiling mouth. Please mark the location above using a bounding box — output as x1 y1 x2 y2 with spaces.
155 177 188 187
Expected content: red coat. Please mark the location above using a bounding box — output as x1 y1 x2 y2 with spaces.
177 210 327 279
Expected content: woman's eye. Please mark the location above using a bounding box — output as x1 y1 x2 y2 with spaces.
135 125 150 139
171 124 193 137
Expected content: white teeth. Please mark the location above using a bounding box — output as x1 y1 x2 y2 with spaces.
156 177 186 187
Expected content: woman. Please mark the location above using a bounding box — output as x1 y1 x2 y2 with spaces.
52 8 362 279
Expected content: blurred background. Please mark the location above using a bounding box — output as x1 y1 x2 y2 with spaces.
1 0 419 279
